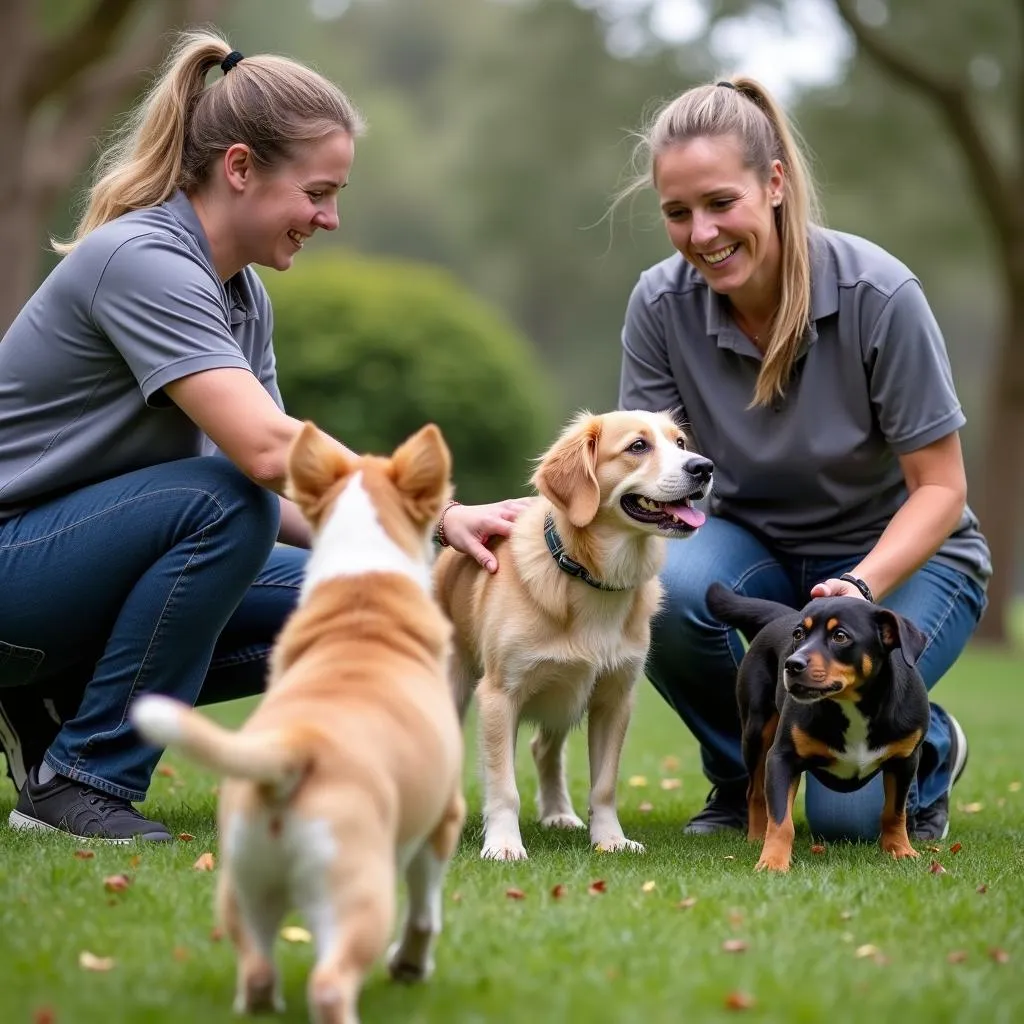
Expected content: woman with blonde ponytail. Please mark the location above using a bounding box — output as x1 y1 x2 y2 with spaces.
618 76 990 844
0 29 525 842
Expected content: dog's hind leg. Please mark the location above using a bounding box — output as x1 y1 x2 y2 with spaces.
307 856 397 1024
449 641 478 724
532 725 585 830
587 667 643 853
880 752 921 860
217 871 287 1015
743 712 778 843
388 789 466 982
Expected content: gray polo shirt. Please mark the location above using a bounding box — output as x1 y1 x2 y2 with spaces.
619 227 991 586
0 191 282 519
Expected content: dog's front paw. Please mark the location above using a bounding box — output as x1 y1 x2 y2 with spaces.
754 851 791 873
594 835 645 854
540 812 586 830
386 941 434 984
481 839 528 861
881 838 920 860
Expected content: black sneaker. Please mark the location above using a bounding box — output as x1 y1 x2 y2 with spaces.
910 713 968 841
9 767 171 843
684 782 748 834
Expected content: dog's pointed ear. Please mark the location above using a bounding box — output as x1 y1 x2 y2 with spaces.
390 423 453 527
286 422 354 515
532 414 602 527
875 608 928 668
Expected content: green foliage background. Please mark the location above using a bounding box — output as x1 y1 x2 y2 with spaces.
262 253 556 503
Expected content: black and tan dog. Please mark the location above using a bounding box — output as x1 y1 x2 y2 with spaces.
706 582 930 873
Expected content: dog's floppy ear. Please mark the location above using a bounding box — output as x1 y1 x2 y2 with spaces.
875 608 928 668
286 421 355 514
532 414 602 528
390 422 453 527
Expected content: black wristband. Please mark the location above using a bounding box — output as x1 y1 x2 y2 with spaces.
839 573 874 603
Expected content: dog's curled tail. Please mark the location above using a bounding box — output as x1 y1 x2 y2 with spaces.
131 695 308 798
706 581 796 643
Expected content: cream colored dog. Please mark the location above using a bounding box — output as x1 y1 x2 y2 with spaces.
434 409 712 861
132 422 464 1024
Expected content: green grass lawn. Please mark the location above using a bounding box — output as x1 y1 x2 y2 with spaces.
1 644 1022 1023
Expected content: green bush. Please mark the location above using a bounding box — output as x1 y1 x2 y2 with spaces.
260 252 556 504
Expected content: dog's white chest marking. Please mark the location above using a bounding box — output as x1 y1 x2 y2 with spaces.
225 810 339 955
831 703 890 779
301 471 430 601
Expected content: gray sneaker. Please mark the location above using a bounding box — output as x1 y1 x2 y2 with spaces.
684 782 748 835
9 767 171 843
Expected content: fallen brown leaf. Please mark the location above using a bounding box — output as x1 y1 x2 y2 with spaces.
172 946 190 962
641 880 657 893
73 849 95 860
156 765 177 778
949 842 963 855
280 926 312 943
588 879 607 895
193 852 216 872
724 991 755 1010
959 801 983 814
128 854 142 869
678 897 698 910
928 860 947 875
450 891 463 903
628 775 648 788
103 874 131 893
947 950 968 964
1008 781 1021 793
722 939 749 953
550 884 567 899
505 888 526 900
855 944 880 959
79 951 115 972
177 833 195 842
926 845 942 853
989 948 1010 965
976 884 988 894
660 755 681 773
209 927 224 942
810 844 826 855
659 778 682 790
638 801 654 813
33 1007 56 1024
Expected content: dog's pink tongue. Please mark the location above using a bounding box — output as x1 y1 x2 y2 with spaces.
665 503 706 528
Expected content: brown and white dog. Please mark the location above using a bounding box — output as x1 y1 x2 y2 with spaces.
132 422 464 1024
434 410 712 861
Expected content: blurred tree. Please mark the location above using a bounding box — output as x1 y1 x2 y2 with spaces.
0 0 226 332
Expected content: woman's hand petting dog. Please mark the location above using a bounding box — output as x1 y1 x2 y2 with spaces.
443 499 534 573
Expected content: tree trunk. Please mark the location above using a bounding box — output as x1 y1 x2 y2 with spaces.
973 271 1024 642
0 117 41 335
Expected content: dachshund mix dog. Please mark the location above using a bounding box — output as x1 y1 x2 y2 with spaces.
435 410 713 861
707 582 930 873
133 422 464 1024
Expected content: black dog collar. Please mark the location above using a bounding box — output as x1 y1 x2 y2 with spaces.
543 513 628 592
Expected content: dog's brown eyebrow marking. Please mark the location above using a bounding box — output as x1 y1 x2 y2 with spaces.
802 616 814 631
826 617 839 631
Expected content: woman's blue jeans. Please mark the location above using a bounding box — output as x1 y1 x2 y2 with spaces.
0 458 307 801
647 516 987 840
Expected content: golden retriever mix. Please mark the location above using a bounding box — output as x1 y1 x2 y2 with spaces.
132 422 463 1024
434 410 712 861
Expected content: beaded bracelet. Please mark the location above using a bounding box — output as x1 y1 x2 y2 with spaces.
435 500 461 547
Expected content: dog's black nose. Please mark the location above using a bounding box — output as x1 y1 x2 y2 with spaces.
784 654 807 675
684 456 714 482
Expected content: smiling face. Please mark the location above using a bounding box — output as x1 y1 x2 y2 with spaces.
655 134 784 312
234 129 355 272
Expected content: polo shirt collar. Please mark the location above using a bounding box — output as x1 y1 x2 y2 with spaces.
163 190 258 322
704 227 839 360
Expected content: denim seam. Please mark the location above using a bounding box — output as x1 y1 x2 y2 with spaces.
210 646 272 669
917 572 968 660
44 751 146 803
0 487 227 553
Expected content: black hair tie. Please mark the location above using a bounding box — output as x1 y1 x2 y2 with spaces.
716 80 737 90
221 50 245 74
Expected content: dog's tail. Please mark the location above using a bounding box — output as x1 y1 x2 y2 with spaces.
706 581 796 643
131 695 309 799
